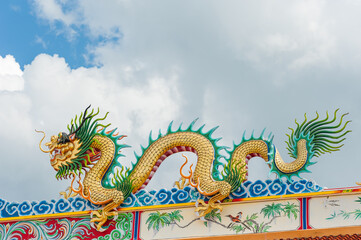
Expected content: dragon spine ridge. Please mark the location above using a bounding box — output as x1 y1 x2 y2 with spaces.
39 107 350 231
134 119 228 181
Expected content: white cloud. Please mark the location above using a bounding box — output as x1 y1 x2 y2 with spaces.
0 55 24 91
0 93 33 143
262 34 298 53
33 0 76 26
23 54 181 136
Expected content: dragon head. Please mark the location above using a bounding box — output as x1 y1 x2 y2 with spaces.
42 132 81 171
37 105 110 179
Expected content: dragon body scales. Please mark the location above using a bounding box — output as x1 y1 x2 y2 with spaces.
38 107 350 231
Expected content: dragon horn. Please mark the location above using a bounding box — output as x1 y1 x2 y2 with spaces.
35 129 55 153
72 105 92 134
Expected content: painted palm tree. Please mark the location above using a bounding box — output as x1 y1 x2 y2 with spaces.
146 211 171 231
258 202 298 233
282 202 299 219
261 203 283 219
168 210 184 223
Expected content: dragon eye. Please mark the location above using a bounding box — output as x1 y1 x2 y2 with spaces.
58 132 70 144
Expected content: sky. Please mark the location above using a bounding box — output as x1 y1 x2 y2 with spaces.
1 0 361 202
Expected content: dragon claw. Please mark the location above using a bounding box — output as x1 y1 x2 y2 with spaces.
194 198 223 217
90 210 110 231
91 210 102 218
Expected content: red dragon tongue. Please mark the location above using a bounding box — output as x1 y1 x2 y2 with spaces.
50 148 61 162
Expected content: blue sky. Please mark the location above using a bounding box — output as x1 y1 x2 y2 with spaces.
0 0 104 69
1 1 361 201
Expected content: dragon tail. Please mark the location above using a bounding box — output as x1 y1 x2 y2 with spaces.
270 109 351 180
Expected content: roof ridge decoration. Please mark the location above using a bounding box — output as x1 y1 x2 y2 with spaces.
0 179 323 218
36 106 350 231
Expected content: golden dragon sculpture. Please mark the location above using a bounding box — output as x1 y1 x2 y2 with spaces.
37 106 350 231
